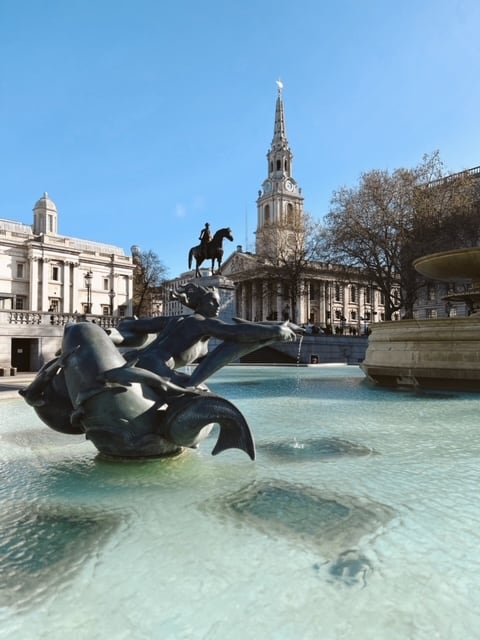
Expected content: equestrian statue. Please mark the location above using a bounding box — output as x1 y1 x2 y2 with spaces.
188 224 234 277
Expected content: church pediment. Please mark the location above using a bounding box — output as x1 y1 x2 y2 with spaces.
222 251 258 277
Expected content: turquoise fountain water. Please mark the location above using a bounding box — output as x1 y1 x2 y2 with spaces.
1 365 480 639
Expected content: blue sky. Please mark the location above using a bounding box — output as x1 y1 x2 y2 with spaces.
1 0 480 278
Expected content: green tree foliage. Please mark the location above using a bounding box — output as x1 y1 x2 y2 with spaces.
318 152 478 319
132 249 168 317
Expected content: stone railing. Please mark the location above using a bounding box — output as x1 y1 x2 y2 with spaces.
2 310 120 329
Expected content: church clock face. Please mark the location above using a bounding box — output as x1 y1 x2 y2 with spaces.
264 181 272 194
285 180 294 192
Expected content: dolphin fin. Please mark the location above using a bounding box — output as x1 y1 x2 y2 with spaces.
211 415 255 460
164 394 255 460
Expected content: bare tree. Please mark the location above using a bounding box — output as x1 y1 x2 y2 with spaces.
132 249 168 317
256 212 321 324
319 152 478 320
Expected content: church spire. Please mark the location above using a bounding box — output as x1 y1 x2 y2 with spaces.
272 80 288 150
255 81 304 255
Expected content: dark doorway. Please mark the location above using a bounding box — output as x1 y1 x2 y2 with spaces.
11 339 37 372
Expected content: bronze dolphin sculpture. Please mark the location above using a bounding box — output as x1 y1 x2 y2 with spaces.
20 321 255 460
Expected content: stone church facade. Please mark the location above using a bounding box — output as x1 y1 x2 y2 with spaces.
220 84 387 333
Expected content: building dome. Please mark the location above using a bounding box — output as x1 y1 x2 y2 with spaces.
33 192 57 213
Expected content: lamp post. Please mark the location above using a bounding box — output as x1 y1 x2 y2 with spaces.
85 270 93 314
109 289 116 316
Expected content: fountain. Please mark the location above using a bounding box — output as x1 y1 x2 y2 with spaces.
18 283 296 459
2 364 480 638
361 247 480 390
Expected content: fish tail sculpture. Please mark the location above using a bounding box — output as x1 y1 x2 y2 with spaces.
163 394 255 460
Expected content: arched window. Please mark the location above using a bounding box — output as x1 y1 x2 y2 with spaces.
276 159 281 171
264 204 271 224
286 203 294 225
350 286 356 303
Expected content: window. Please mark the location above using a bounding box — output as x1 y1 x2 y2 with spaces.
52 265 59 281
334 284 341 302
15 296 25 310
350 286 356 303
264 205 271 224
350 310 357 321
286 203 294 225
365 287 371 304
16 263 25 279
118 305 127 317
103 278 109 291
102 306 110 315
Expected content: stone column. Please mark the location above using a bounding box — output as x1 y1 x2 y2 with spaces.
41 258 49 311
251 280 258 322
63 261 71 313
127 275 134 315
241 283 248 320
71 262 80 313
276 283 283 322
319 280 326 326
29 256 39 311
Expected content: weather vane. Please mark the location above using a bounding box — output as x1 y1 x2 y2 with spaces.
276 79 284 94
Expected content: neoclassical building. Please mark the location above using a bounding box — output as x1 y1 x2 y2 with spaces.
0 193 134 370
0 193 134 315
220 84 387 333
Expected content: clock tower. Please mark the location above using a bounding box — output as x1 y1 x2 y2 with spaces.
255 81 304 255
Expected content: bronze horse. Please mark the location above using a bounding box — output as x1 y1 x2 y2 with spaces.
188 227 234 277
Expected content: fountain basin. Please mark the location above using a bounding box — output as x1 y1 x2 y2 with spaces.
361 316 480 390
2 365 480 638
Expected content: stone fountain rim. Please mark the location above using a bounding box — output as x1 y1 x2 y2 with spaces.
413 247 480 282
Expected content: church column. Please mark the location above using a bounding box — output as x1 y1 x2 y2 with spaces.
29 257 39 311
235 284 242 318
303 280 310 324
241 284 248 320
319 280 326 327
276 283 283 322
251 280 258 322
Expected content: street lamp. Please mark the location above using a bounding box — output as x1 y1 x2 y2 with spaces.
85 270 93 314
109 289 116 316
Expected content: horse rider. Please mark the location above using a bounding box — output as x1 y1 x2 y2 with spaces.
199 222 212 259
